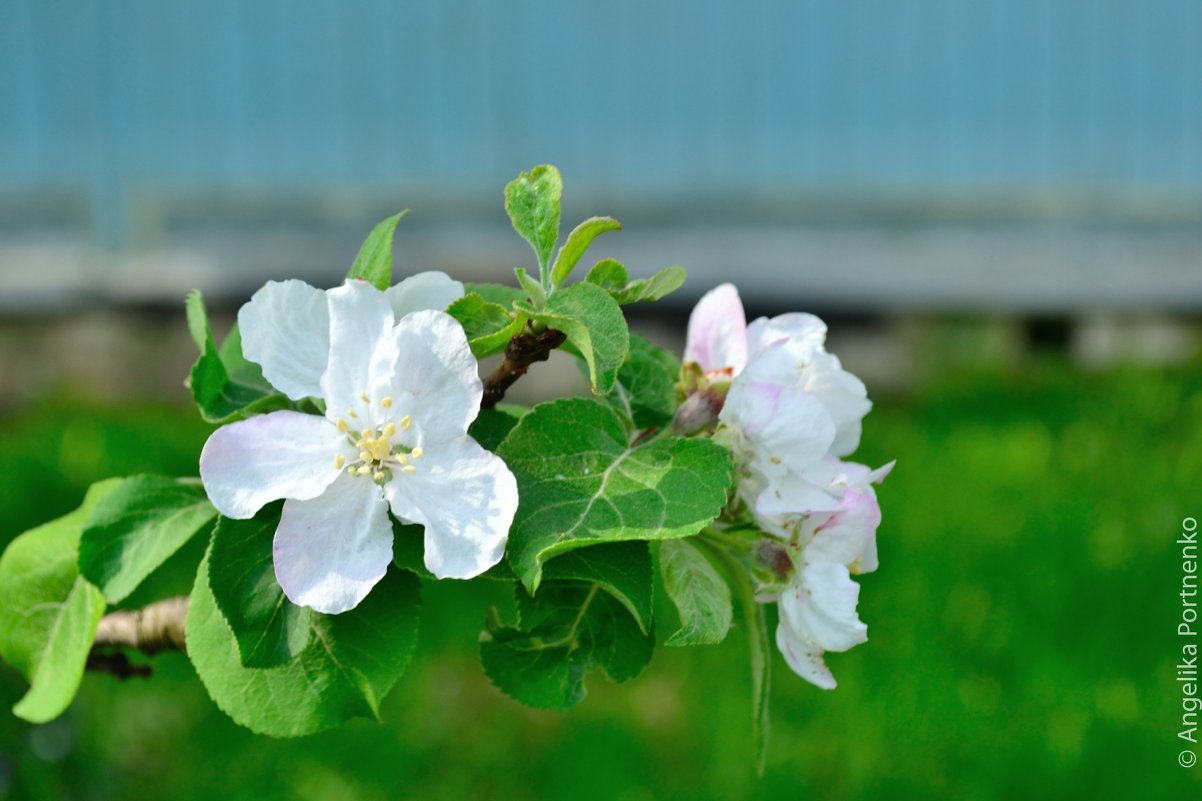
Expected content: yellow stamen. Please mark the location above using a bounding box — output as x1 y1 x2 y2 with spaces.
347 465 357 475
360 392 371 404
382 423 396 437
370 439 391 461
381 396 393 409
410 447 423 460
336 419 349 433
347 409 358 419
360 429 373 440
395 453 409 464
401 465 417 474
359 450 373 462
372 470 386 481
356 465 373 476
400 415 412 431
333 454 345 469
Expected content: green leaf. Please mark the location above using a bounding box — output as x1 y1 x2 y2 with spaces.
345 211 408 290
468 405 527 453
542 541 653 634
78 475 217 604
584 258 629 292
0 479 120 723
496 398 733 591
550 216 621 288
187 546 421 737
514 267 546 309
464 282 525 309
518 282 629 392
505 165 562 278
207 505 311 668
613 265 687 304
447 293 526 358
480 580 653 710
605 334 681 430
659 538 732 646
185 291 292 424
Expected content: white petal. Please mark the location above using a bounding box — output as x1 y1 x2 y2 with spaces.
721 378 835 477
321 281 399 425
781 563 868 653
238 280 330 400
383 436 516 579
386 271 464 318
383 310 482 445
273 472 393 614
755 469 843 517
199 411 348 519
803 491 881 569
684 284 748 373
747 312 827 360
775 614 837 690
803 352 872 457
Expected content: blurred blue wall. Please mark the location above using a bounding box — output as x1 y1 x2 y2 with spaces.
3 0 1200 246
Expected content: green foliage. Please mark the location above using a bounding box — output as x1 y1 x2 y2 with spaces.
585 260 687 305
187 547 422 737
77 475 216 604
518 282 629 392
542 541 654 634
550 216 622 288
659 538 732 646
481 579 654 710
185 291 292 423
497 398 733 592
605 334 681 430
345 212 408 290
468 406 527 453
514 266 547 308
505 165 562 280
447 293 526 358
0 480 118 722
207 506 311 668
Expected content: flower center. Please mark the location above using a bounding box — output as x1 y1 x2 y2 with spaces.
331 393 424 484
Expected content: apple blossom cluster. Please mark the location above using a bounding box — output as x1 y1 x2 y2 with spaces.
0 165 890 767
682 284 892 689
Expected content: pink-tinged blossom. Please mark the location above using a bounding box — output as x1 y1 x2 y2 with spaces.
200 276 518 614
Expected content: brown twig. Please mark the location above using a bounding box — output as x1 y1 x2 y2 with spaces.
481 327 567 409
88 596 189 679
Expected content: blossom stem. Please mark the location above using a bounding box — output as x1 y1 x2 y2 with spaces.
698 538 771 776
480 327 567 409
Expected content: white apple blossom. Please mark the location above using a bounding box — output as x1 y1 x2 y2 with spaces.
199 275 519 615
684 283 890 690
684 283 873 515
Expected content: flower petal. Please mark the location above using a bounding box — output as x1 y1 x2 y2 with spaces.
802 351 872 457
384 310 482 445
238 280 330 400
383 436 516 579
721 377 835 478
747 312 827 361
273 472 393 614
775 615 837 690
684 283 748 373
781 562 868 653
803 491 881 569
199 411 348 519
321 280 399 425
754 470 843 517
386 271 465 318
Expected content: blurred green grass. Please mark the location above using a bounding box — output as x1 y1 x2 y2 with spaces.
1 358 1199 800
